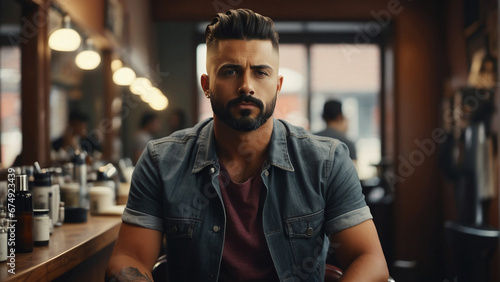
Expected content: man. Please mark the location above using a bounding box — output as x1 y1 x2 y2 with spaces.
107 9 388 281
315 100 357 162
133 112 161 164
51 110 101 155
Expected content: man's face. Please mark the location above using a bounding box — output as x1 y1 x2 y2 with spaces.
202 39 283 131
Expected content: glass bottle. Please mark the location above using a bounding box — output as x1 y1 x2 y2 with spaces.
15 175 33 252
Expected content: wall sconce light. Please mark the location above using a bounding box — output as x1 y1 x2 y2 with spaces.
113 65 136 86
48 15 81 52
148 91 169 111
75 39 101 70
139 87 169 111
111 59 123 72
129 77 168 110
130 77 152 95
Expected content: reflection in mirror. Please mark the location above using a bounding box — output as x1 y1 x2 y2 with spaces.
48 8 104 163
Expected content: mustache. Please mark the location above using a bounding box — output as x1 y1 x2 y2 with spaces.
226 94 264 109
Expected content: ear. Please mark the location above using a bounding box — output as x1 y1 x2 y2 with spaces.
201 74 210 92
276 75 284 94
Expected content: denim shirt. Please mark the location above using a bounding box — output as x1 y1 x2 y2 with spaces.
123 118 372 281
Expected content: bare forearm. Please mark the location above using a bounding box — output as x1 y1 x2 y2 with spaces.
106 256 153 282
339 253 389 282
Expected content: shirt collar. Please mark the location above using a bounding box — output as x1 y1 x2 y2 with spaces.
192 118 294 174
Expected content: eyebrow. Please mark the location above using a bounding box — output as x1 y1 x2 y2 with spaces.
219 64 274 71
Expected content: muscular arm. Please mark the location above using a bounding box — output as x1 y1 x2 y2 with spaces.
106 222 163 281
329 220 389 281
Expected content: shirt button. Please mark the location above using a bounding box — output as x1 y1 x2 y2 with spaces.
212 225 221 232
306 227 314 236
264 170 269 176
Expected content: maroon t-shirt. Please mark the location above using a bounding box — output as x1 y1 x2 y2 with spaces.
217 165 279 281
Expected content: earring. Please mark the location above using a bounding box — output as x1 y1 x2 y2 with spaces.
204 90 211 99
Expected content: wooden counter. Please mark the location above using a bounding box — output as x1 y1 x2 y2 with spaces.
0 215 122 281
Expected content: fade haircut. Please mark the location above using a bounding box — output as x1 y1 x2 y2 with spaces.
205 9 279 52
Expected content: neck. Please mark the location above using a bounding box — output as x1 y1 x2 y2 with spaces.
327 120 345 132
213 117 273 183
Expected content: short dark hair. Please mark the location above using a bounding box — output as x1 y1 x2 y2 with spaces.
205 9 279 51
322 100 343 121
140 112 158 128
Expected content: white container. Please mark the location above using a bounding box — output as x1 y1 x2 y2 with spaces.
89 186 114 215
33 209 50 246
91 180 116 204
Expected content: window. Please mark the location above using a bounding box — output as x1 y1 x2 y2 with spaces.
0 46 22 167
310 44 381 179
1 0 22 167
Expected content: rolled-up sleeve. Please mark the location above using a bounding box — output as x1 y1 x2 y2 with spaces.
122 142 164 233
323 142 372 236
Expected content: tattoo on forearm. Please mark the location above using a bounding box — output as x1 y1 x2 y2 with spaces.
107 267 153 282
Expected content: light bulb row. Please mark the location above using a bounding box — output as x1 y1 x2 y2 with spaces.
48 15 101 70
128 76 169 111
48 15 167 111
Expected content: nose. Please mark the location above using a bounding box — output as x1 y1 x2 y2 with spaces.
238 71 255 95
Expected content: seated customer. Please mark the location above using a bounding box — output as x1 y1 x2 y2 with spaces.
106 8 388 282
52 111 101 156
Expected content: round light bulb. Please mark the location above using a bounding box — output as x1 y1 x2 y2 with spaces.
140 87 158 103
149 94 169 111
75 50 101 70
130 77 152 95
49 28 81 51
113 67 136 86
111 59 123 72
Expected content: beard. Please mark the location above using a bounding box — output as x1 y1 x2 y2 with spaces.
210 91 277 131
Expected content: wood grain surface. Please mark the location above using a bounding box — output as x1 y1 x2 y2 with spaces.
0 214 121 281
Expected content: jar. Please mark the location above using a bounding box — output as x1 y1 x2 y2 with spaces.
33 170 52 209
33 209 50 246
60 182 79 208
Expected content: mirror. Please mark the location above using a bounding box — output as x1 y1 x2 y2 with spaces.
48 8 104 162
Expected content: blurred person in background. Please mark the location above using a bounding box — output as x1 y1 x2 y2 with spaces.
51 110 101 156
315 100 357 166
133 112 161 164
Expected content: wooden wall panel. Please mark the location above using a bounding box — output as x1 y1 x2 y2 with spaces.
20 0 51 166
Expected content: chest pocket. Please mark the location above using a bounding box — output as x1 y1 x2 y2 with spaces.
165 218 199 239
165 217 201 272
284 209 324 238
283 209 325 280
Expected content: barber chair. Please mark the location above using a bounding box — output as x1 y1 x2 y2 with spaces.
152 254 168 281
445 221 499 282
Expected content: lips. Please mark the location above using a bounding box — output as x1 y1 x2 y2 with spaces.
227 95 264 110
238 102 257 108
